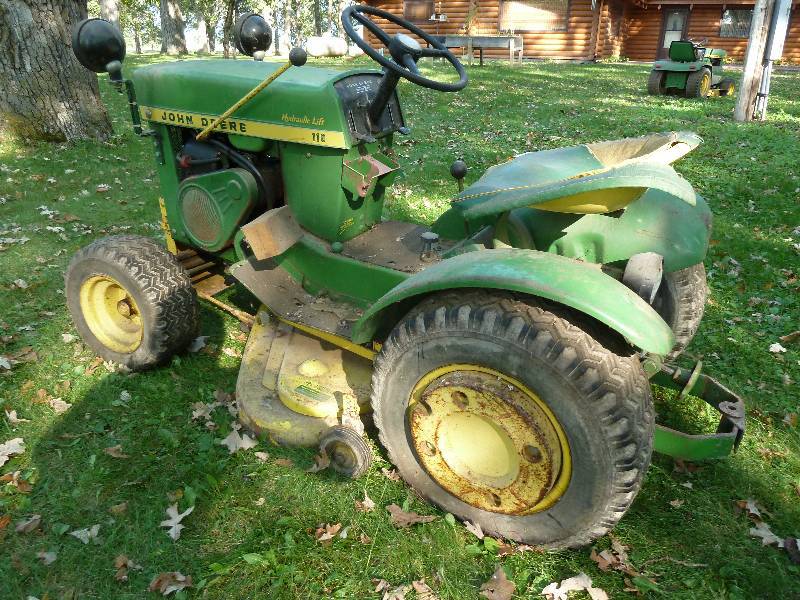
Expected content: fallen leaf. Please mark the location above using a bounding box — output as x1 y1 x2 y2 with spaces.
190 401 220 421
148 571 192 595
104 445 130 459
160 504 194 541
187 336 208 353
36 551 57 565
0 514 10 531
779 330 800 344
315 522 342 545
0 470 32 493
15 514 41 533
465 520 484 539
373 580 411 600
381 467 401 481
750 521 784 547
784 538 800 564
412 579 439 600
96 183 111 193
217 425 257 454
541 572 608 600
783 413 797 428
5 409 30 425
359 532 372 544
735 499 762 519
254 497 265 506
48 397 72 414
769 342 787 353
680 482 694 490
386 504 437 528
109 501 128 516
69 524 100 544
307 449 330 473
222 346 241 358
254 451 269 462
61 333 77 343
114 554 142 582
0 437 25 467
480 565 516 600
12 279 28 289
673 459 702 474
669 499 684 508
274 458 294 467
355 491 376 512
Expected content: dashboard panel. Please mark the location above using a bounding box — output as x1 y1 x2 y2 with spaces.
334 74 405 142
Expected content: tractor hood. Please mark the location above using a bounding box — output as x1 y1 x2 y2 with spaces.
132 60 382 149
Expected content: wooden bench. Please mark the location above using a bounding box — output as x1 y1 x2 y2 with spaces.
431 34 524 66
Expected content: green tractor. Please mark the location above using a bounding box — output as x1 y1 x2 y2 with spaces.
67 8 744 549
648 39 736 98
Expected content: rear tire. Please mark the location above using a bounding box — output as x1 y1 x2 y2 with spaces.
686 68 712 98
653 264 707 361
647 70 665 95
371 291 653 549
65 235 197 370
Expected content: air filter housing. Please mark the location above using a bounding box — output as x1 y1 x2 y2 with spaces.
177 168 257 252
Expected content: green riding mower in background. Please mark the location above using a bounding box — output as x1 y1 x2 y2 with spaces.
648 39 737 98
66 8 745 549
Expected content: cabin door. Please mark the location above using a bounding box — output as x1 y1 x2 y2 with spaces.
658 7 690 59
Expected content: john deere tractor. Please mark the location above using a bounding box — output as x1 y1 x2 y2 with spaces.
648 39 736 98
67 8 744 548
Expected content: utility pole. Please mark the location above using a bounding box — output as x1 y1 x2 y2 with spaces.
733 0 774 122
754 0 793 120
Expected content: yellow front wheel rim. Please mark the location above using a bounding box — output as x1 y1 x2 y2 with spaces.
408 365 571 515
701 73 711 96
79 275 143 353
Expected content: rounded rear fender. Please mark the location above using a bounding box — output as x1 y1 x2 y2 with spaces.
351 248 675 355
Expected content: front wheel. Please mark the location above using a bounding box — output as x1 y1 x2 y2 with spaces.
653 264 707 361
65 235 198 370
718 77 736 96
371 291 653 549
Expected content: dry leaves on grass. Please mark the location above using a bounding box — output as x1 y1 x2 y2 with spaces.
465 520 484 539
160 504 194 541
15 514 41 533
590 535 640 577
109 501 128 516
48 397 72 414
254 451 269 462
274 457 294 467
0 437 25 467
69 524 100 544
479 565 516 600
36 551 57 565
0 470 32 493
148 572 192 596
114 554 142 582
217 423 258 454
315 522 343 545
386 504 437 528
373 579 411 600
412 579 439 600
104 445 130 459
541 572 607 600
307 449 330 473
355 491 376 512
4 409 29 425
381 467 401 481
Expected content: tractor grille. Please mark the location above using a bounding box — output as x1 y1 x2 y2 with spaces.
181 187 221 245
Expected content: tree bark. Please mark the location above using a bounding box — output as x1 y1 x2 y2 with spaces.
134 27 142 54
313 0 322 36
160 0 187 55
0 0 113 142
99 0 120 30
222 0 235 58
196 13 210 53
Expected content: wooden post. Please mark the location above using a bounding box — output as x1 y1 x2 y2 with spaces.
733 0 774 122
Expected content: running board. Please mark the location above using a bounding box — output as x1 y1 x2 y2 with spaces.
651 362 745 461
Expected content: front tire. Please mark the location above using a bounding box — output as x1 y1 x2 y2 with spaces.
65 235 198 370
653 264 707 361
371 291 653 549
718 78 735 96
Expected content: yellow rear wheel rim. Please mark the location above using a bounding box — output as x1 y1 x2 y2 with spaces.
408 364 571 515
79 275 143 353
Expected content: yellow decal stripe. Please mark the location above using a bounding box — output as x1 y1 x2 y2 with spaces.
139 105 348 149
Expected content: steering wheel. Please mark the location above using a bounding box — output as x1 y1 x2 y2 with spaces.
341 5 467 92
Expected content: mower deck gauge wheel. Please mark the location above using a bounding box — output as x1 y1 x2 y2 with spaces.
319 425 373 479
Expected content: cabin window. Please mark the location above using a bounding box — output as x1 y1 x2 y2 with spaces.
499 0 570 32
404 0 435 22
720 8 753 37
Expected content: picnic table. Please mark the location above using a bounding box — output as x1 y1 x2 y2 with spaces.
431 34 524 66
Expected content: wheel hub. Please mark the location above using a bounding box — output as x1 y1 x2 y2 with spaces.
79 275 143 353
408 365 571 515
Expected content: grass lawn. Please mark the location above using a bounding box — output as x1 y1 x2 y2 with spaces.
1 53 799 599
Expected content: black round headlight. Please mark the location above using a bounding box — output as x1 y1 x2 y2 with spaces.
72 18 126 73
234 13 273 56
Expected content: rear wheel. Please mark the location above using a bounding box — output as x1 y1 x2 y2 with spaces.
371 291 653 549
653 263 707 361
686 68 712 98
66 235 197 370
647 70 666 95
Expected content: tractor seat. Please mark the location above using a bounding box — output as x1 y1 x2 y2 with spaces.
669 40 703 62
453 132 700 218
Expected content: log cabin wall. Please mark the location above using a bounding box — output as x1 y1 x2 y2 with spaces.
366 0 800 62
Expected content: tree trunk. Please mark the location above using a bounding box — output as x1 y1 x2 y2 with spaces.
99 0 120 30
222 0 235 58
734 0 774 122
328 0 334 33
206 16 218 52
134 27 142 54
0 0 113 142
160 0 187 55
196 13 210 53
313 0 322 36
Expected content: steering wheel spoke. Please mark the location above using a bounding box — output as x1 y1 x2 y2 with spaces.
419 47 449 58
350 11 392 47
401 54 420 75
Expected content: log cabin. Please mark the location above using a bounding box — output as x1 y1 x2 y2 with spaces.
364 0 800 62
